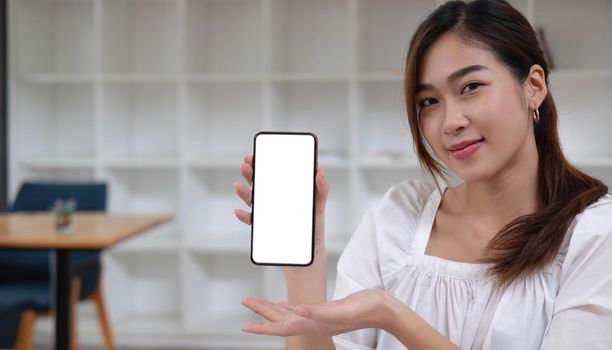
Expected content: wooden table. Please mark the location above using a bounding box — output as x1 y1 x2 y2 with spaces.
0 212 173 350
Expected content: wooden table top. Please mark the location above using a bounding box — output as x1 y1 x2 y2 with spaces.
0 212 173 249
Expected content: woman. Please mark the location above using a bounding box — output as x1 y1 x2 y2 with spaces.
234 0 612 349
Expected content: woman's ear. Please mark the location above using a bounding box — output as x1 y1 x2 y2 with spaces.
525 64 548 110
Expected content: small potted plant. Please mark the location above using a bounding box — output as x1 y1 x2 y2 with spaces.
52 198 78 234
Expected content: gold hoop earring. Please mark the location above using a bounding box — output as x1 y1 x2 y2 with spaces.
533 108 540 124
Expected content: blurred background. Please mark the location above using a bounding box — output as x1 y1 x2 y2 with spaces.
2 0 611 349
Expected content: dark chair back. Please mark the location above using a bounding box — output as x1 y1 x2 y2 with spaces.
11 182 107 212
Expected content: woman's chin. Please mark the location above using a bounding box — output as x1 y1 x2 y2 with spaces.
450 165 496 184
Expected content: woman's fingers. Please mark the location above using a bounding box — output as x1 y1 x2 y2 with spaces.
276 301 295 313
294 299 349 323
241 315 326 336
315 168 330 217
234 208 252 225
241 297 285 322
241 321 288 336
241 157 254 186
234 155 254 226
234 181 252 207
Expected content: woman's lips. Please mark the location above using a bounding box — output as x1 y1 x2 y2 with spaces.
450 139 483 160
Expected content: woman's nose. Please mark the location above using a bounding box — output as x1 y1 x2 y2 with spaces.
440 102 469 135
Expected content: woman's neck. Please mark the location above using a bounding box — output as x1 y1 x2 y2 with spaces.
454 138 540 229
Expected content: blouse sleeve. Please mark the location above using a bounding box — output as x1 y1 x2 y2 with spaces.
332 208 384 350
540 198 612 349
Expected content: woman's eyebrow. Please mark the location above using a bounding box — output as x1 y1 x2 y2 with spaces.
447 64 488 83
416 64 489 93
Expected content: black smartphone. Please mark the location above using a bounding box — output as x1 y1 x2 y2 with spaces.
250 132 318 266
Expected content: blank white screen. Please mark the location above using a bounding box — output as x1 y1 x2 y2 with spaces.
251 133 316 265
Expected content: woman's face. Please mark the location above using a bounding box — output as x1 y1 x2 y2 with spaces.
416 32 536 183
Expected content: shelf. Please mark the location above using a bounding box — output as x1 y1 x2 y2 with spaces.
185 0 263 74
15 0 94 75
357 0 436 73
270 81 350 157
184 82 261 163
110 226 181 254
270 73 350 82
106 168 179 215
183 168 245 241
103 74 179 84
187 235 250 254
358 156 421 169
357 72 403 82
358 80 414 159
103 252 181 327
182 254 264 333
16 82 95 159
20 156 97 169
103 83 178 159
270 0 349 74
21 73 96 84
20 167 97 183
549 69 612 80
323 168 352 241
318 156 350 169
534 0 612 70
111 313 183 336
186 74 263 83
187 155 246 170
550 74 612 160
103 0 178 74
104 157 179 169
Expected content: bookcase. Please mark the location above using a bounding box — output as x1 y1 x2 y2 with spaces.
8 0 612 348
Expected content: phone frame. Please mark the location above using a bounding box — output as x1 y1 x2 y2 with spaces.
250 131 318 266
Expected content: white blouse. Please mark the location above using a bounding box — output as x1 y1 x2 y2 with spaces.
332 179 612 349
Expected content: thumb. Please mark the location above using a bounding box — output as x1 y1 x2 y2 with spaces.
294 300 345 322
315 168 330 215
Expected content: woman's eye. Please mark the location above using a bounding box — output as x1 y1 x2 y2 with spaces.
462 82 481 94
419 98 438 108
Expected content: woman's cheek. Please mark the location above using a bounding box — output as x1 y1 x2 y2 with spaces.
422 115 445 152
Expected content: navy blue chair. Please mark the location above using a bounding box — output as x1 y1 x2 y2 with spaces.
0 182 114 350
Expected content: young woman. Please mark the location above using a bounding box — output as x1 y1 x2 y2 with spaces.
234 1 612 349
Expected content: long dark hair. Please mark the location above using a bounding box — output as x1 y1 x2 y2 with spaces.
404 0 608 287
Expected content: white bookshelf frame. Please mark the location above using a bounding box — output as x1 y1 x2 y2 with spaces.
8 0 612 348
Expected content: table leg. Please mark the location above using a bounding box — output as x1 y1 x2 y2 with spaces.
53 249 71 350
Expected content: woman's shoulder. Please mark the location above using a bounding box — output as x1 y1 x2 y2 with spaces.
551 193 612 318
374 178 439 216
562 193 612 272
571 193 612 238
368 179 440 260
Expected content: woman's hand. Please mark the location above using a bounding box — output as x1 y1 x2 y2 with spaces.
233 154 329 251
234 155 330 285
235 154 336 349
242 289 462 350
240 289 393 337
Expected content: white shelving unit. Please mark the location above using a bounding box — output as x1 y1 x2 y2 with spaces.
8 0 612 348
